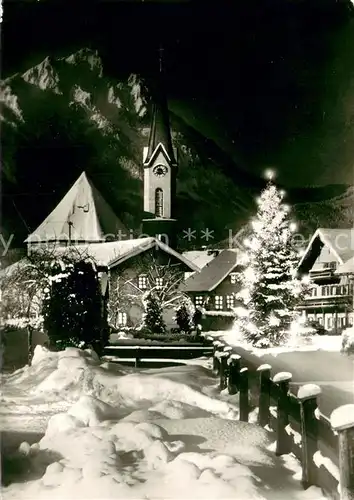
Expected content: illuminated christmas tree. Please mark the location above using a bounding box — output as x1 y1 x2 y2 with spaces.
236 170 305 347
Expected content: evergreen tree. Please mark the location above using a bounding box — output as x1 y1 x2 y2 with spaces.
143 292 166 334
42 259 104 351
236 171 305 347
175 300 193 334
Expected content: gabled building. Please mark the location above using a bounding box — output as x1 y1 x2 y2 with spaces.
54 237 200 328
297 228 354 333
180 249 241 311
25 171 127 251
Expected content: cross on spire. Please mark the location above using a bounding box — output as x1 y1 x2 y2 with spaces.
158 45 164 73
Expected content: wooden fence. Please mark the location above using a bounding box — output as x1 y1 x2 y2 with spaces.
209 338 354 500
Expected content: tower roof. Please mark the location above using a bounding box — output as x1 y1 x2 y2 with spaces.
144 47 177 166
25 172 127 244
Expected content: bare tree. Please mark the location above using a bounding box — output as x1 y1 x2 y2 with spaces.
108 254 191 329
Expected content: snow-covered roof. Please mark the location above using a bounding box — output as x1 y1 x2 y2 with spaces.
53 237 201 272
180 249 240 293
0 238 201 283
25 171 127 244
298 228 354 272
181 251 217 270
336 256 354 275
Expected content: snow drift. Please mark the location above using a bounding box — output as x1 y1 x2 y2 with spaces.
2 345 327 500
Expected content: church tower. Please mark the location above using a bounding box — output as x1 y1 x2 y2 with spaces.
142 47 178 249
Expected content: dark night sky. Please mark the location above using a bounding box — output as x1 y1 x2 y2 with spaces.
2 0 354 187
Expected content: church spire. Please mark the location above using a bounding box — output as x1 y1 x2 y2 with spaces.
142 46 178 249
144 46 177 166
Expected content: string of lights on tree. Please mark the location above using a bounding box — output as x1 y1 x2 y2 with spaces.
234 168 310 348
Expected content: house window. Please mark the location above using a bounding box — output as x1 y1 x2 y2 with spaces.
195 295 204 306
155 188 163 217
117 312 127 326
226 295 235 309
312 287 317 297
215 295 223 310
138 274 148 289
230 273 238 284
327 316 333 329
322 286 329 296
155 277 164 289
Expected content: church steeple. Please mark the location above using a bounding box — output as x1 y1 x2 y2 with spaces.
142 46 178 249
144 47 177 167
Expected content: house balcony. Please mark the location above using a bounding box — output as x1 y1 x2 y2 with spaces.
300 296 352 310
309 263 338 281
299 284 354 310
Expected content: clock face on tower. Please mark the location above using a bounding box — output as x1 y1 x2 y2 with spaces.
153 164 168 177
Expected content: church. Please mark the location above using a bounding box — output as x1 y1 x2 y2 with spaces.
20 50 203 329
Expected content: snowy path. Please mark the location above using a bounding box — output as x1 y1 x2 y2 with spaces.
1 346 327 499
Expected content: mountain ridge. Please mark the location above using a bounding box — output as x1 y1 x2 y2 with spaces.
1 48 353 254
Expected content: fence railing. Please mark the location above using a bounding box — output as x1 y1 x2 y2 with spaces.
104 343 214 367
208 337 354 500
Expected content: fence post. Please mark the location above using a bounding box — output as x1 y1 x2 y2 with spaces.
205 335 214 346
219 347 232 390
27 326 33 366
257 364 272 427
239 367 249 422
212 341 223 376
273 371 292 456
228 354 241 395
330 404 354 500
135 347 140 368
298 384 322 489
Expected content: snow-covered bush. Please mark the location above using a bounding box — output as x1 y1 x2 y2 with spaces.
42 259 105 352
175 299 194 334
341 326 354 355
285 316 316 347
143 293 166 334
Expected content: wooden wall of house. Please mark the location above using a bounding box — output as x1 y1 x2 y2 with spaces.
205 276 241 311
108 248 189 329
311 244 340 271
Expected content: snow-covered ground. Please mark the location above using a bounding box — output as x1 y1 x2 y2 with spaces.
204 330 342 358
1 346 327 499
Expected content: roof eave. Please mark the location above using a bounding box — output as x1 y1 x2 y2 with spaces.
297 228 344 272
108 239 155 269
143 143 177 168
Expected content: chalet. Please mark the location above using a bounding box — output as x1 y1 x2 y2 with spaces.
297 228 354 333
180 249 241 311
54 237 200 328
